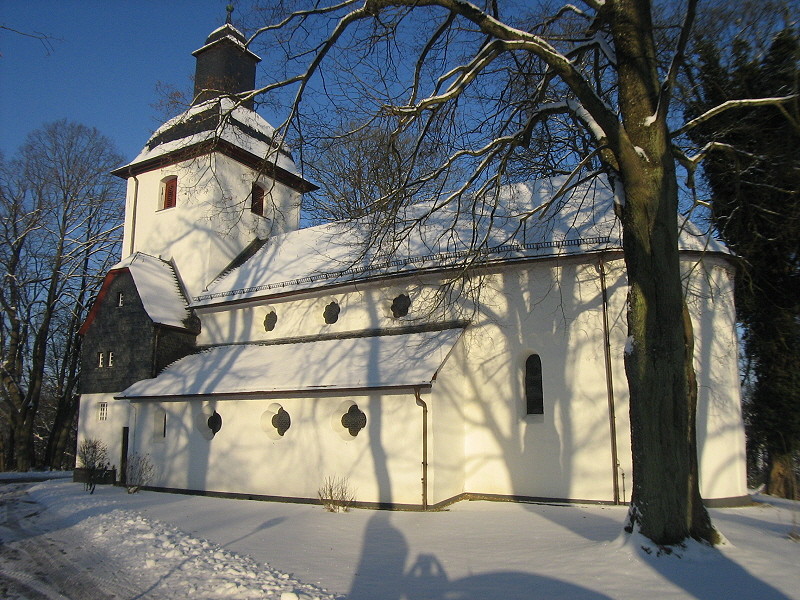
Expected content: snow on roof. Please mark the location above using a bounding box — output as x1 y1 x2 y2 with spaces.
120 98 298 176
113 253 191 329
118 328 462 399
193 23 261 61
194 176 727 306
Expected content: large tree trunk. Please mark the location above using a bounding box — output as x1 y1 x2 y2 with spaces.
619 161 716 545
45 394 79 470
612 0 717 545
13 415 35 471
766 452 798 500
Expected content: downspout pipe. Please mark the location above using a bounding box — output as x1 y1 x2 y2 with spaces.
598 258 621 505
414 387 428 511
126 167 140 257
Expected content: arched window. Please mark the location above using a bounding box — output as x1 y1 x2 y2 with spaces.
153 407 167 440
161 176 177 210
251 183 265 216
525 354 544 415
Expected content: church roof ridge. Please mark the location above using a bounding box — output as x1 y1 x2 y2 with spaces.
192 175 729 307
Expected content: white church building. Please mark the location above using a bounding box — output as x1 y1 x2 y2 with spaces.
78 18 748 509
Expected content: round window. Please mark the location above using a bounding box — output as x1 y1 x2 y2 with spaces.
264 310 278 332
323 301 340 324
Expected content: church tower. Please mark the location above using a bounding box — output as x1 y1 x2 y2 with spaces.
192 6 259 109
112 9 316 298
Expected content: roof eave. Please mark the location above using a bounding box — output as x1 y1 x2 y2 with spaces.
117 382 433 402
192 35 261 62
111 139 317 193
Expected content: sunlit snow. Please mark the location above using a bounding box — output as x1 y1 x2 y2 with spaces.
2 478 797 600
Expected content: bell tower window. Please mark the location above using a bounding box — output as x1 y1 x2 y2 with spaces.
251 183 265 216
161 176 177 210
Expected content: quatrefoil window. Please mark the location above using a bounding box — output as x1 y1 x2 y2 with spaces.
341 404 367 437
271 407 291 436
391 294 411 318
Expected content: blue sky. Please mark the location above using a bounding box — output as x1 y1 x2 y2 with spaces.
1 1 257 162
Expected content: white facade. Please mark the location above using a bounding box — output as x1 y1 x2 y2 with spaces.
116 99 305 298
78 21 747 510
78 392 133 475
91 248 746 507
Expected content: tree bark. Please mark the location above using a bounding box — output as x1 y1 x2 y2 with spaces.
612 0 716 545
766 453 798 500
45 395 79 470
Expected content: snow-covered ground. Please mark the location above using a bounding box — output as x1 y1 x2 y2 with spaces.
1 478 798 599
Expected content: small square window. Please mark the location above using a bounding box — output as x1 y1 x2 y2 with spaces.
98 402 108 421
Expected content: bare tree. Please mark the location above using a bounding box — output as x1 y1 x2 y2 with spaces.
233 0 797 546
302 123 426 223
0 121 124 471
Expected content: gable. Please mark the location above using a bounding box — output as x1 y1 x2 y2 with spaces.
81 253 194 338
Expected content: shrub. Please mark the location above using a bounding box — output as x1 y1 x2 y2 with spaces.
77 439 109 494
318 475 355 512
125 453 157 494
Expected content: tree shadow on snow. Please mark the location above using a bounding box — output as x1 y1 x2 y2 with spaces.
629 538 793 600
347 512 614 600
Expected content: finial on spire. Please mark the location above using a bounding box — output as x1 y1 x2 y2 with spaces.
225 4 234 25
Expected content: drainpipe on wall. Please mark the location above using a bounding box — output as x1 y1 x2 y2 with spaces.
598 258 621 505
127 168 140 257
414 387 428 511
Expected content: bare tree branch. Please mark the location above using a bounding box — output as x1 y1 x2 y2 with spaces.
673 94 799 137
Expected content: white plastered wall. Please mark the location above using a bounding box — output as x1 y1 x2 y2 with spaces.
454 258 625 502
121 153 301 298
129 390 427 506
132 253 745 505
77 393 134 474
445 254 744 503
195 277 465 348
685 256 748 500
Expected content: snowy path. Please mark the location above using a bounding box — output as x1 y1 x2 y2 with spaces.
0 483 124 599
0 482 337 599
1 479 799 599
